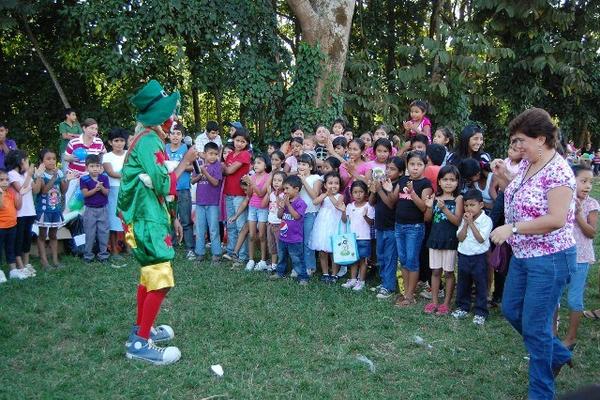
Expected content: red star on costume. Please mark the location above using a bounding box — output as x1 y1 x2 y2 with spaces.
164 234 173 248
155 150 167 165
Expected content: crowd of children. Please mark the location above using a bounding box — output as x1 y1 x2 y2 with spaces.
0 102 597 336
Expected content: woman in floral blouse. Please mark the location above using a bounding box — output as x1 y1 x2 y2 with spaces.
491 108 576 400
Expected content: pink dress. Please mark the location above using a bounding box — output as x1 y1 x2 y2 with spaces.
339 161 371 203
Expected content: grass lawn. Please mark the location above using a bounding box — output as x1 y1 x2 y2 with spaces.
2 204 600 399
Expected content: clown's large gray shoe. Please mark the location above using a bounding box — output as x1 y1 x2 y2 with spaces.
125 325 175 348
125 335 181 366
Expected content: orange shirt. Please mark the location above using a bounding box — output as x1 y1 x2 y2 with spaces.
0 189 17 228
423 165 441 194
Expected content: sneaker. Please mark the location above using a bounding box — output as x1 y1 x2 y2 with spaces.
420 287 433 299
19 268 34 277
298 279 309 286
245 260 255 271
186 250 196 261
473 315 486 326
126 325 175 347
320 274 331 283
376 288 394 299
269 273 284 280
268 263 277 272
255 260 268 271
451 309 469 319
25 264 37 276
370 284 383 293
126 335 181 366
9 269 28 280
0 270 6 283
329 275 339 283
306 269 315 277
210 255 221 265
352 280 365 291
336 265 348 278
341 278 357 288
290 269 298 278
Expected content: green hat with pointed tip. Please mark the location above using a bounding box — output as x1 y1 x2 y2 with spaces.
130 80 180 126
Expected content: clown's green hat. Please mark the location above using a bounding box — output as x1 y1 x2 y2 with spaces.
130 80 180 126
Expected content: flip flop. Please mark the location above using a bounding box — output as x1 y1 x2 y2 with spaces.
583 309 600 320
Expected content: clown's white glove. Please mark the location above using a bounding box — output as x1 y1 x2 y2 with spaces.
139 174 153 188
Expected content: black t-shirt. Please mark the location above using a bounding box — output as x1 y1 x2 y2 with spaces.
395 176 432 224
374 181 398 230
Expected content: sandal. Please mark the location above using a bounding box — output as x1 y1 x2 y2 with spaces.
395 296 416 308
423 303 437 314
436 304 450 316
583 309 600 320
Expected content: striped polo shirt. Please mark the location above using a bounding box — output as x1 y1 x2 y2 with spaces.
65 136 106 174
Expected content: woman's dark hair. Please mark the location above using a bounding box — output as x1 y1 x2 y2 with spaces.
405 150 427 165
5 149 27 173
349 138 366 152
373 138 392 153
254 152 272 173
39 148 56 162
572 164 593 177
81 118 97 129
350 179 369 194
324 156 341 172
410 134 429 147
436 165 461 197
108 127 129 142
297 153 316 174
232 128 251 150
332 136 348 148
458 158 481 181
457 124 484 160
436 126 455 149
271 150 285 162
388 156 406 176
410 100 429 113
508 108 558 149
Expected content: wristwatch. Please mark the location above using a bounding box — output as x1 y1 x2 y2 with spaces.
511 222 518 235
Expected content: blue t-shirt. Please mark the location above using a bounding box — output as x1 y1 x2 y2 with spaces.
166 143 191 190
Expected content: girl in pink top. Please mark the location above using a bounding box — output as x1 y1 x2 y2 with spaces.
339 138 370 203
401 100 431 154
243 154 271 271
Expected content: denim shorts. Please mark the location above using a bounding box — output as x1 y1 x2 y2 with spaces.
565 262 590 311
357 239 371 259
248 206 269 223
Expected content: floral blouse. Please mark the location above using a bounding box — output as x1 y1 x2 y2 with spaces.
574 196 599 264
505 154 576 258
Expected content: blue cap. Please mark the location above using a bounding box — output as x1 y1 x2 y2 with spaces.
227 121 243 130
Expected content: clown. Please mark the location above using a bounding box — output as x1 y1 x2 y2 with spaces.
119 80 198 365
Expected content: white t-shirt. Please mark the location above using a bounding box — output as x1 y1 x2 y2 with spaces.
195 132 223 153
346 202 375 240
299 174 322 214
102 151 126 187
456 212 493 255
8 170 36 217
268 191 284 224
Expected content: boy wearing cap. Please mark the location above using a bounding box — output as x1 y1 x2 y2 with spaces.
119 80 198 365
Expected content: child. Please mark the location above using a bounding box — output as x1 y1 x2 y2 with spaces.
593 150 600 176
270 150 285 174
302 136 318 161
343 128 354 143
6 150 36 277
297 154 322 275
360 132 373 150
284 137 303 174
195 121 222 159
243 153 271 271
223 181 251 264
424 165 463 315
450 124 491 165
103 128 128 260
166 124 195 259
269 175 309 285
267 140 281 156
223 129 251 263
33 149 74 269
562 165 598 349
410 134 428 153
504 143 522 178
369 156 404 299
366 138 392 181
432 127 455 166
267 171 286 271
191 142 223 263
341 181 374 291
423 143 446 193
321 156 341 175
314 125 330 164
0 169 23 280
390 151 433 307
80 154 110 263
330 136 348 161
310 173 345 282
331 118 346 139
340 139 369 202
280 125 304 156
452 189 493 325
402 100 432 153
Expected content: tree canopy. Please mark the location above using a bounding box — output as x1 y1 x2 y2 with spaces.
1 0 599 154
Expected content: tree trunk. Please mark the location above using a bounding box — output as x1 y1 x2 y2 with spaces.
429 0 446 84
385 0 397 95
192 86 201 131
21 17 71 108
287 0 356 108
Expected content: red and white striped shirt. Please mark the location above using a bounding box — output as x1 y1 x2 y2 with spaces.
65 136 106 174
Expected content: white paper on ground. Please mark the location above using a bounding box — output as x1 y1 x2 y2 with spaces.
210 364 224 377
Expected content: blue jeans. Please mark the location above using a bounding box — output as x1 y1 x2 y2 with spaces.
276 240 308 281
177 189 194 250
395 223 425 272
225 195 248 261
564 262 589 311
195 205 221 257
376 229 398 292
303 212 317 270
502 246 575 400
456 253 488 318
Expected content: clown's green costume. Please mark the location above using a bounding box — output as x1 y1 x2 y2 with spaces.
119 80 192 365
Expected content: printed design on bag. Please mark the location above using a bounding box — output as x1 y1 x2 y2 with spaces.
336 238 355 258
